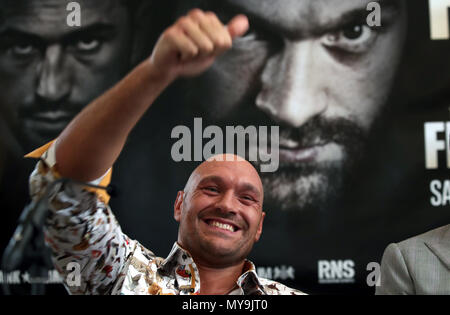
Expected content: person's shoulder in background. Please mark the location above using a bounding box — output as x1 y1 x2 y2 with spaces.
376 224 450 295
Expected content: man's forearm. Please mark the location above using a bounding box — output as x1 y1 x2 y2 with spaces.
55 60 174 182
53 9 249 182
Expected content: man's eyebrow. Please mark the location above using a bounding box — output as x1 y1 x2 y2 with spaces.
198 175 223 184
197 175 262 199
317 0 402 34
203 1 277 32
239 183 262 200
63 23 118 41
0 29 43 46
197 175 225 191
0 22 117 43
207 0 402 37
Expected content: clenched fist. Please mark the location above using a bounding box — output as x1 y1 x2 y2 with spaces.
150 9 249 79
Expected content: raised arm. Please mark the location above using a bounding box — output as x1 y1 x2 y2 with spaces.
27 10 249 295
55 10 249 182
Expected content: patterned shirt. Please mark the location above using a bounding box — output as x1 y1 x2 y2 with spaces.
26 141 305 295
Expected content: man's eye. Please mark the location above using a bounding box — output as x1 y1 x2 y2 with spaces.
233 27 275 48
204 187 219 193
321 24 377 54
11 44 36 56
75 38 101 52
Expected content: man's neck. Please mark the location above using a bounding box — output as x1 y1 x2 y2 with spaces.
196 261 245 295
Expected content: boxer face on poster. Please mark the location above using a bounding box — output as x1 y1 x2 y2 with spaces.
0 0 132 152
179 0 407 212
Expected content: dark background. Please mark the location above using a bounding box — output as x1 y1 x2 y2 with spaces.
1 0 450 295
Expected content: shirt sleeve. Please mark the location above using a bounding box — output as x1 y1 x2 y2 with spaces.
27 140 135 295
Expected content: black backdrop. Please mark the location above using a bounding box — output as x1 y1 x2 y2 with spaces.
1 0 450 295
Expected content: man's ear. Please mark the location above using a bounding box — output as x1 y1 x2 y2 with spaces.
174 191 185 222
254 211 266 242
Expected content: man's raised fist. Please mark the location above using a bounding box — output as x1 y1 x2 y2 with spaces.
150 9 249 79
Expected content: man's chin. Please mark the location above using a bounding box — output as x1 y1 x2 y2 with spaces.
203 241 237 257
198 240 249 266
261 165 344 213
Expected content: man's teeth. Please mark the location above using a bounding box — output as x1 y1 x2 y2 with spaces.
209 221 235 232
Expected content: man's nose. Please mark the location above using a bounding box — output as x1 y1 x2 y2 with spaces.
215 190 238 215
256 40 328 128
35 45 71 102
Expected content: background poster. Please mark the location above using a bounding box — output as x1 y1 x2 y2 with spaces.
1 0 450 295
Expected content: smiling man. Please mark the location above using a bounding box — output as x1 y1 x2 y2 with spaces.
173 0 408 212
27 9 304 295
0 0 136 153
172 154 268 294
176 155 265 267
